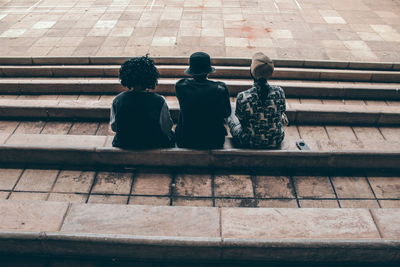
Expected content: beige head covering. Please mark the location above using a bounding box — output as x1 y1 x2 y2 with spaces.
250 52 274 80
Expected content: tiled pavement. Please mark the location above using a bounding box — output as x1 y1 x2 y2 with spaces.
0 0 399 61
1 168 399 208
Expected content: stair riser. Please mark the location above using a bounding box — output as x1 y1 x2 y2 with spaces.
2 67 400 82
1 57 399 70
0 146 399 174
0 107 398 126
1 235 399 263
0 83 398 100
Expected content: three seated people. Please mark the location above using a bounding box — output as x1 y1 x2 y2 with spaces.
110 52 288 150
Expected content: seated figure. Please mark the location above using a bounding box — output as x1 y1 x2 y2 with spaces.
175 52 231 149
227 52 288 149
110 55 175 149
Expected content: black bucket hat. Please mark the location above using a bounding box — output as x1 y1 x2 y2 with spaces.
185 52 216 76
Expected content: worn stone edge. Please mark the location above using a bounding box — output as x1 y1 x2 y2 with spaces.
0 57 398 70
1 230 400 248
0 230 399 262
0 145 399 171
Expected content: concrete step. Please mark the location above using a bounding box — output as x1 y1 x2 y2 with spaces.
0 133 399 173
1 56 399 70
0 200 399 263
2 121 399 151
1 65 400 82
1 78 399 100
0 98 398 125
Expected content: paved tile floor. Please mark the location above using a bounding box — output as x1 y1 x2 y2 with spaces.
0 168 399 208
0 0 399 61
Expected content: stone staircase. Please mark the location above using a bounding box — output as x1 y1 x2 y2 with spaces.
0 57 399 265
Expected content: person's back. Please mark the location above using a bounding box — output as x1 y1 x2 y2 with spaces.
111 90 174 148
176 78 230 148
228 52 288 149
111 56 175 149
235 83 286 148
175 52 231 149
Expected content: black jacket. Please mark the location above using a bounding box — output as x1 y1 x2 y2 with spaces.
175 78 231 149
110 90 175 149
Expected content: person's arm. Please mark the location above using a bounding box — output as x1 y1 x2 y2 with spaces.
219 83 231 118
235 93 245 121
110 101 117 132
279 87 286 112
278 87 289 126
159 99 174 139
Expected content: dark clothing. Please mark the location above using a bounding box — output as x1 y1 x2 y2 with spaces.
110 90 175 149
227 82 287 149
175 78 231 149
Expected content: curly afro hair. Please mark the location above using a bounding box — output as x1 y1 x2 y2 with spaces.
119 55 159 90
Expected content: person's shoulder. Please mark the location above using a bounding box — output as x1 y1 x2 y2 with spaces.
243 86 257 96
237 91 245 100
210 80 227 87
270 84 283 92
151 92 166 102
207 80 227 92
237 87 253 101
112 91 128 103
175 78 191 87
270 85 285 96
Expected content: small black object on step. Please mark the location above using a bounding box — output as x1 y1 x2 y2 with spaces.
296 140 310 151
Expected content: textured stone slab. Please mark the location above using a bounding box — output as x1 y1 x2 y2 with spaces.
339 200 380 208
175 174 212 197
255 176 294 198
257 199 298 208
132 173 172 195
14 169 59 192
62 204 220 238
6 134 106 148
0 200 68 231
221 208 380 239
88 195 128 204
173 198 213 207
48 193 86 203
299 200 339 208
368 177 400 199
9 192 48 201
53 171 95 193
371 209 400 239
379 200 400 208
129 196 170 206
91 172 132 195
0 121 19 134
294 176 335 198
331 177 375 198
0 134 9 145
214 175 253 197
0 168 23 190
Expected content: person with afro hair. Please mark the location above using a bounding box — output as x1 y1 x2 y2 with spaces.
110 55 175 149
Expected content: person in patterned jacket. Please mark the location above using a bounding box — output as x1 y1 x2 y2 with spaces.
227 52 288 149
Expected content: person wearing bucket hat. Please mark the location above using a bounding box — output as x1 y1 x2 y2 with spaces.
175 52 231 149
227 52 288 149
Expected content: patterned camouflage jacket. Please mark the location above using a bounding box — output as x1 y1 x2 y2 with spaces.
234 82 287 148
